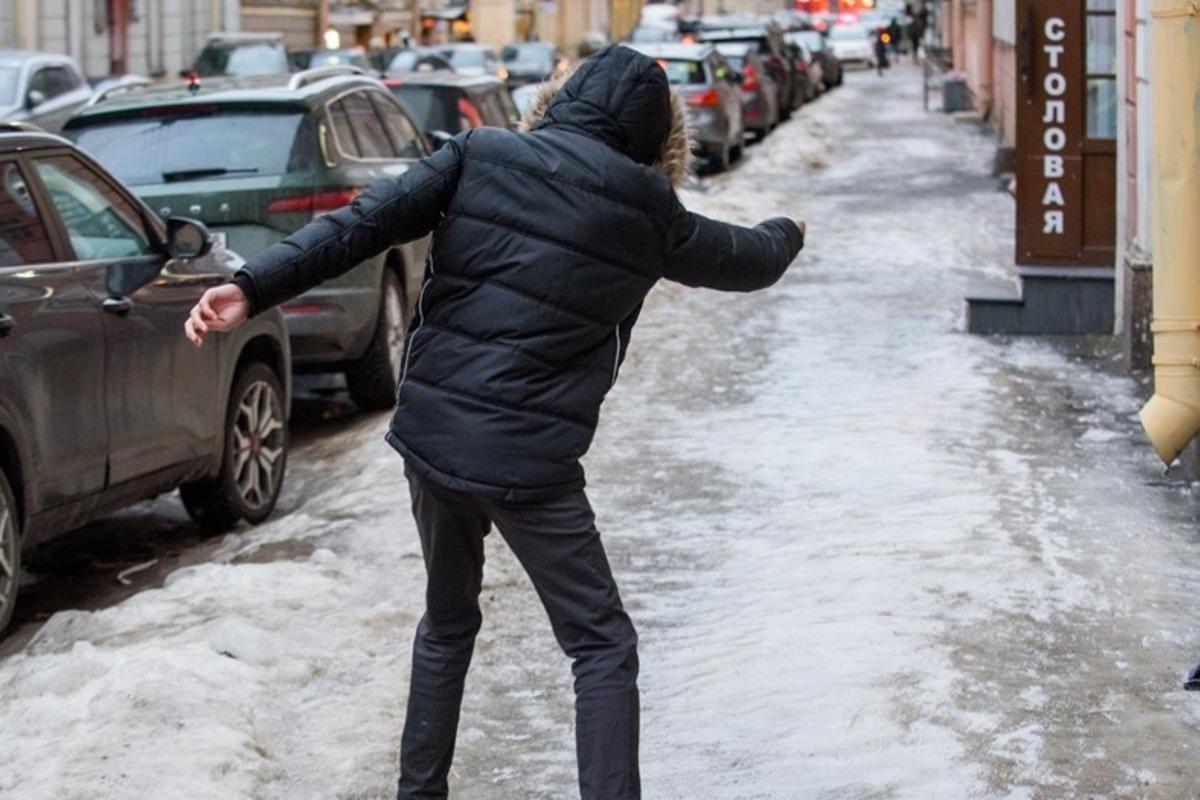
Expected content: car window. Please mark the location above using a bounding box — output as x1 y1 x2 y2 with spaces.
0 161 55 267
446 48 484 67
495 88 520 129
34 155 153 261
29 66 80 100
330 92 393 159
327 99 360 158
392 85 472 134
66 111 314 186
368 93 425 159
0 67 18 106
659 59 707 86
194 42 289 77
474 90 508 128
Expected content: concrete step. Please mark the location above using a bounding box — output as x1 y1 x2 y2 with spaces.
966 266 1114 335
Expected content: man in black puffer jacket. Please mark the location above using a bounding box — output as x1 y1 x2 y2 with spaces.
185 45 803 800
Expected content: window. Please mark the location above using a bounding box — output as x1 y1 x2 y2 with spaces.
66 110 313 187
659 59 707 86
29 66 79 100
368 93 425 158
34 156 153 261
0 161 54 267
1085 1 1117 139
329 92 394 159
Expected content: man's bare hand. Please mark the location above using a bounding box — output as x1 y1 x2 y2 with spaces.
795 219 807 244
185 283 249 348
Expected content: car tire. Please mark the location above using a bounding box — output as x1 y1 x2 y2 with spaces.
181 362 288 534
709 141 731 173
345 269 409 412
0 467 20 636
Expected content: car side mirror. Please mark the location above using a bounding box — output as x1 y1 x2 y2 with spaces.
165 217 212 260
428 130 454 150
25 89 45 110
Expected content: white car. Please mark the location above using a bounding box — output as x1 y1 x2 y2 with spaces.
827 24 875 68
0 51 92 133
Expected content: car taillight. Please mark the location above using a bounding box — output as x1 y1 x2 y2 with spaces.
741 63 759 92
686 88 720 107
267 188 359 218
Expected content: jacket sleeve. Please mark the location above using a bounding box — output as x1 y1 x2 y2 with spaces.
660 193 804 293
233 132 469 316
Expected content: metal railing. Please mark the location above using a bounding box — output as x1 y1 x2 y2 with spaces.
921 44 954 111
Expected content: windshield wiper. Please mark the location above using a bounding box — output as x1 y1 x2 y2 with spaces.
162 166 259 182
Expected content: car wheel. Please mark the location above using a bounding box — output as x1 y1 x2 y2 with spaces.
0 468 20 636
345 269 409 412
181 362 288 533
709 141 731 173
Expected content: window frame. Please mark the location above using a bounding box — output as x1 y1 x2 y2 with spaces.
25 148 164 265
1083 3 1117 144
323 87 408 163
0 155 68 269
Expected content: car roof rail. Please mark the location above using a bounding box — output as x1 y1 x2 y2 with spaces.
86 76 154 107
0 120 45 133
287 65 367 91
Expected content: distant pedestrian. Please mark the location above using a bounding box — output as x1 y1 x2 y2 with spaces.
875 32 890 76
184 45 805 800
887 17 903 57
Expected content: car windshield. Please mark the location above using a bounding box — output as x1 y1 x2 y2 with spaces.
501 45 552 66
0 67 18 106
630 28 673 43
193 42 289 77
445 48 485 67
658 59 706 86
793 32 823 50
305 50 366 68
830 26 867 40
66 110 310 187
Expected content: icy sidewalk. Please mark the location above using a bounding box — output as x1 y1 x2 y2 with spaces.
2 67 1200 800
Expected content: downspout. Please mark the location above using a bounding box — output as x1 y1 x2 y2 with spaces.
1138 0 1200 463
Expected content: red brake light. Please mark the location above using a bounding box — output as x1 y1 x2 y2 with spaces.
741 63 759 92
686 88 720 107
267 188 359 215
382 77 403 88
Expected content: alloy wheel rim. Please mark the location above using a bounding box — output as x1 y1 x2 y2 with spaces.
231 379 284 511
0 488 15 616
385 283 406 371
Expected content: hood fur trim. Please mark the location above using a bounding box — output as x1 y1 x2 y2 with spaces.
519 68 692 188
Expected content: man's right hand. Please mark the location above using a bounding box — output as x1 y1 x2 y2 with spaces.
185 283 249 348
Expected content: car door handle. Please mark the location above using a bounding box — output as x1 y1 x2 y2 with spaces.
102 296 133 317
0 312 13 337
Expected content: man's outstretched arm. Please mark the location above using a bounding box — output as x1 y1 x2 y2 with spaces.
186 133 468 347
661 195 805 292
234 132 469 316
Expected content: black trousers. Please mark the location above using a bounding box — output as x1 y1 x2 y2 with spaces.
396 466 641 800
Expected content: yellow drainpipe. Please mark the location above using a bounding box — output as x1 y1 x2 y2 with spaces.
1139 0 1200 463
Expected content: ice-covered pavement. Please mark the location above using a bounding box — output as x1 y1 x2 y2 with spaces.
4 65 1200 799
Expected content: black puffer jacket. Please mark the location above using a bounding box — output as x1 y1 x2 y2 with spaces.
235 45 804 502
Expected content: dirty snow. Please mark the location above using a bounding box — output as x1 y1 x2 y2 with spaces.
2 66 1200 800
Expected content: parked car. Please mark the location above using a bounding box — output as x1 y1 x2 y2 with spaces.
289 48 374 73
500 42 569 86
627 26 678 44
434 44 508 80
787 29 842 90
384 48 454 75
63 68 431 411
188 32 291 78
696 23 801 119
0 129 293 633
627 43 744 172
712 42 778 140
0 51 92 133
785 38 822 103
385 72 520 147
827 24 876 69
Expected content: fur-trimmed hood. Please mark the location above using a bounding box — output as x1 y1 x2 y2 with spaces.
519 45 691 187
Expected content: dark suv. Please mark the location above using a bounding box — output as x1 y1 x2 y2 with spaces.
384 72 520 146
63 68 432 410
0 131 293 634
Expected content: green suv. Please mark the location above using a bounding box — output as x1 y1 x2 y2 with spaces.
62 68 431 409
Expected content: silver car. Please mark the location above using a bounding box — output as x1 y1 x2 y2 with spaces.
0 51 92 133
627 43 745 172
